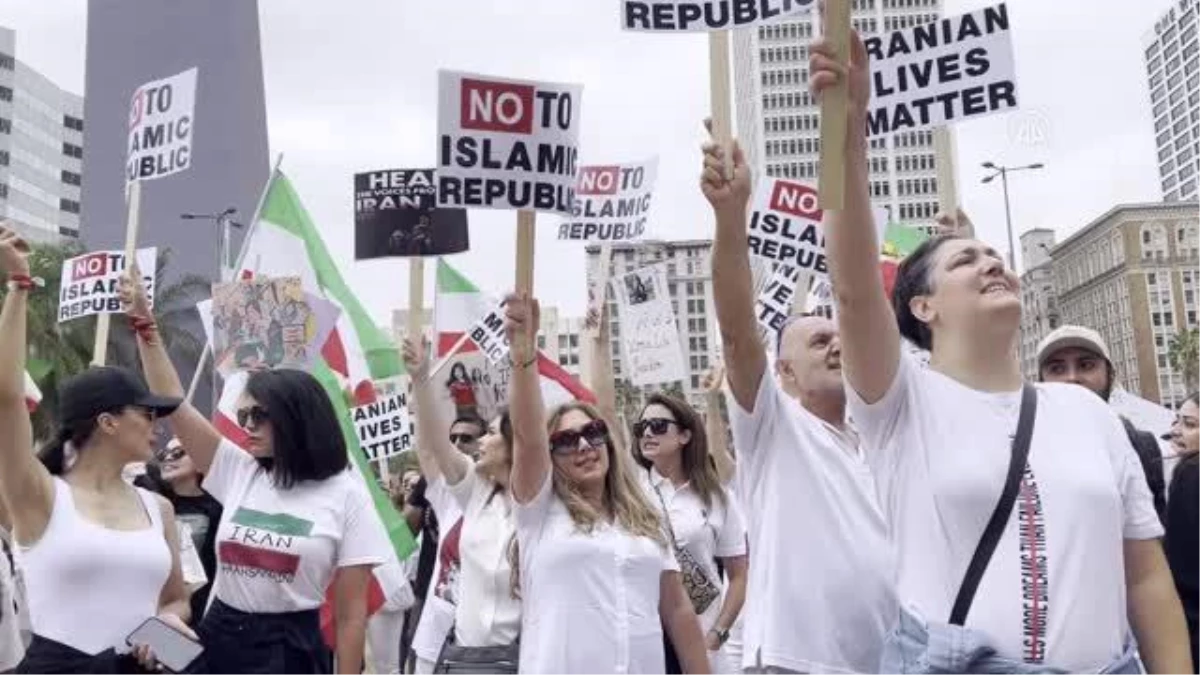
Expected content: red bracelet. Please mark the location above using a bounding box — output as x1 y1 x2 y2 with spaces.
7 274 40 291
129 316 158 343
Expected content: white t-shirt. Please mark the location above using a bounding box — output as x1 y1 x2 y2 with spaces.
410 480 463 663
516 474 678 674
203 439 391 613
444 467 521 647
847 354 1165 671
728 372 897 674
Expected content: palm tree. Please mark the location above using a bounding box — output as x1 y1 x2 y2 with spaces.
1168 327 1199 394
0 242 210 441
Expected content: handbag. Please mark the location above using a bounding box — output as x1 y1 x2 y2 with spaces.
654 485 721 615
949 384 1038 625
433 633 519 675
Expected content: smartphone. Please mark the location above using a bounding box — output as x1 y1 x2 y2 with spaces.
125 616 204 673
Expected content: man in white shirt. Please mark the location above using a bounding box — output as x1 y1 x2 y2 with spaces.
701 139 897 673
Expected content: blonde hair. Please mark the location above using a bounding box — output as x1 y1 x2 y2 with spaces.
509 401 667 595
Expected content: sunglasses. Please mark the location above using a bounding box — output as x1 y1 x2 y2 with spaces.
548 419 609 456
236 405 270 429
449 433 479 445
156 446 186 464
633 418 678 437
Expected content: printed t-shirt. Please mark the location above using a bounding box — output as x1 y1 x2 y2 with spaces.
847 353 1164 671
203 439 391 613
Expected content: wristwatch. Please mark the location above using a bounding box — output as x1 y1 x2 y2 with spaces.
710 626 731 646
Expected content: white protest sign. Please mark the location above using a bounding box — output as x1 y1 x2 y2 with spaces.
755 264 800 337
621 0 813 31
437 70 582 216
127 67 198 183
467 300 511 366
865 3 1016 136
747 176 889 275
58 248 157 323
612 264 687 387
352 392 414 462
558 158 658 242
805 276 835 319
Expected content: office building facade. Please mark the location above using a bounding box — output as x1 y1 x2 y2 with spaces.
1143 0 1199 202
731 0 950 233
0 27 84 244
1018 228 1060 379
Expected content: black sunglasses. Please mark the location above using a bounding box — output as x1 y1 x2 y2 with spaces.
633 418 678 437
549 419 609 456
236 405 270 429
449 433 479 445
155 446 186 463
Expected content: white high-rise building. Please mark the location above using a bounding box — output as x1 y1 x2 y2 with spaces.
731 0 949 232
0 27 84 244
1143 0 1199 202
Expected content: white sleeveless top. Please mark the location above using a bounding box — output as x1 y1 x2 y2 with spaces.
16 478 171 655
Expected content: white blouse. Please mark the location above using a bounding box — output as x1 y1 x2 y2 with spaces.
515 474 678 674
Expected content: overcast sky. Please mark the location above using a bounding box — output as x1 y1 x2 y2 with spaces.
4 0 1179 326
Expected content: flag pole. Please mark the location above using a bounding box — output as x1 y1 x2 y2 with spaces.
185 152 284 404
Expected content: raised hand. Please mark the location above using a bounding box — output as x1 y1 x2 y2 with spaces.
118 264 153 320
934 208 975 237
503 293 541 364
808 25 871 118
0 225 30 278
702 363 726 394
700 140 751 217
401 336 431 385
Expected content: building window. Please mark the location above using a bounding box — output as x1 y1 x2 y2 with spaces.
0 118 10 135
61 170 82 186
63 115 84 132
0 86 11 102
0 54 13 71
60 198 81 214
62 142 83 159
0 184 7 199
0 150 7 166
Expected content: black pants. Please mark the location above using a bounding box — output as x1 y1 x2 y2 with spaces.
16 634 149 674
188 599 332 674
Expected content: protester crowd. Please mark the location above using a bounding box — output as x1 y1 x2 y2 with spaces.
0 21 1197 675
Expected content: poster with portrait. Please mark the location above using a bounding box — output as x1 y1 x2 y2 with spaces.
210 277 340 376
612 263 687 387
354 168 470 259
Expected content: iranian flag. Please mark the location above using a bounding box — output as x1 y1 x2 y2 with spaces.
432 258 594 420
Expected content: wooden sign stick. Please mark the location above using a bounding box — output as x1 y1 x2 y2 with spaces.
407 257 425 341
817 0 852 210
513 210 537 358
93 180 143 366
708 30 734 179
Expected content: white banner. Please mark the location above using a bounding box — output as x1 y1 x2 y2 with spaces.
58 247 157 323
437 70 582 216
558 158 658 242
613 264 687 387
352 392 414 461
865 3 1016 136
467 299 511 366
755 264 801 337
621 0 813 31
127 67 198 183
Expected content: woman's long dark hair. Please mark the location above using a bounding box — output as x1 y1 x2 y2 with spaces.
38 407 123 476
633 392 727 509
244 368 348 489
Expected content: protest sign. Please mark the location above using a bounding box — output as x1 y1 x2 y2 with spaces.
806 276 835 320
210 277 340 376
467 300 511 366
352 392 414 462
558 159 658 242
621 0 813 31
754 264 801 337
58 248 157 323
127 67 198 183
865 3 1016 136
437 70 582 216
354 169 469 259
613 264 687 387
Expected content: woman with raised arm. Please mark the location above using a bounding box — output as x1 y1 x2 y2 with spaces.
119 272 391 674
504 292 710 674
0 225 191 673
809 27 1192 674
401 336 521 673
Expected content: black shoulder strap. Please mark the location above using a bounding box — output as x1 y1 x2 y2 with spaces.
949 384 1038 626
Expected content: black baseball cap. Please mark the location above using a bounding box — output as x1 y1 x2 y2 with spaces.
58 366 183 427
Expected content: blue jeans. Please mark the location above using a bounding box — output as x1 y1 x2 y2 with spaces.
880 608 1143 674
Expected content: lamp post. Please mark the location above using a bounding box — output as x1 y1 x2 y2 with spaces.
181 207 242 282
981 161 1044 272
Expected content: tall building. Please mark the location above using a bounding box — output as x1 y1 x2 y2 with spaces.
1050 200 1198 407
0 27 84 244
1017 228 1060 379
587 239 719 412
731 0 950 233
1143 0 1199 202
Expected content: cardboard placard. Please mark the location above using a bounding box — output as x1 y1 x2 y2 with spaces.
558 159 658 242
612 264 687 387
353 169 469 259
467 300 511 366
621 0 814 31
754 264 801 336
865 3 1016 136
127 67 197 183
210 277 340 376
58 247 157 323
437 71 583 216
352 392 414 461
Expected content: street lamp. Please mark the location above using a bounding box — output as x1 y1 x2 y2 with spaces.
180 207 243 282
981 161 1044 271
